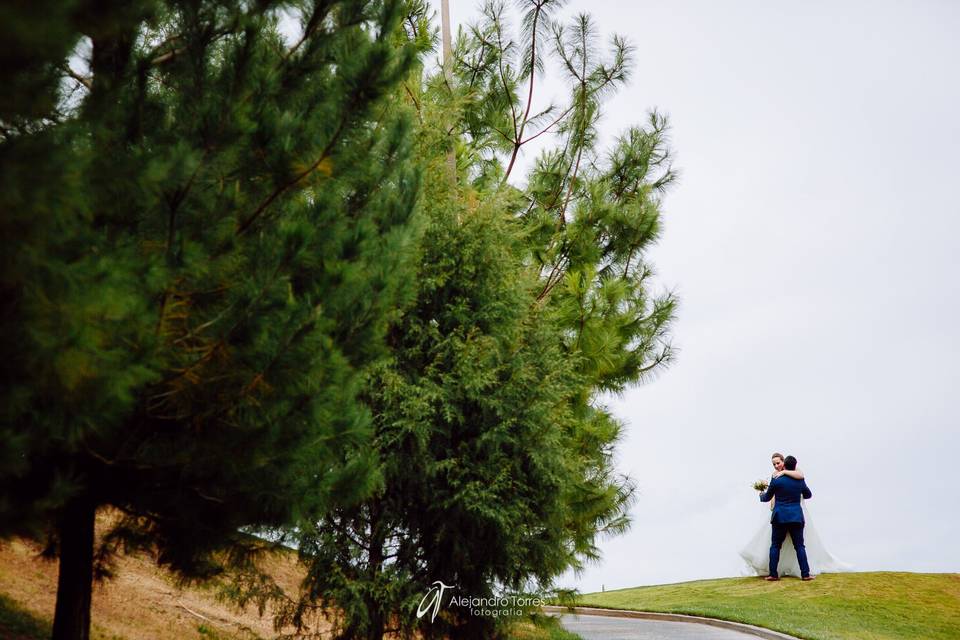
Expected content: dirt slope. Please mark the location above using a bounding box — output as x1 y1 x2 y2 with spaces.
0 513 319 640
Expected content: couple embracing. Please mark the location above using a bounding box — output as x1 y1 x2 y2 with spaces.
739 452 852 580
759 453 812 581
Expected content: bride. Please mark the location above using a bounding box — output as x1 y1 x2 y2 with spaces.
739 452 852 577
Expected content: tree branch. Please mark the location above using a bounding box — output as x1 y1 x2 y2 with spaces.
61 65 92 90
235 117 346 236
502 1 543 183
403 82 422 124
283 3 327 63
494 17 519 144
519 102 574 145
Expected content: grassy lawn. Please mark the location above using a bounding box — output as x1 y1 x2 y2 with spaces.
570 572 959 640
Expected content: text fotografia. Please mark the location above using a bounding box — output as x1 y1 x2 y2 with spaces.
416 581 545 622
450 595 546 618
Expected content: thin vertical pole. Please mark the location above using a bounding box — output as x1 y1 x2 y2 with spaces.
441 0 453 81
441 0 457 183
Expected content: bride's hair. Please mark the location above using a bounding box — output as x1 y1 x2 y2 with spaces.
771 452 784 460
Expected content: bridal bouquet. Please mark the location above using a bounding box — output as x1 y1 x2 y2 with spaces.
752 479 769 492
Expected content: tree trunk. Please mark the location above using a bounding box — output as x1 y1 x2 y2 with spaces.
51 498 96 640
365 500 386 640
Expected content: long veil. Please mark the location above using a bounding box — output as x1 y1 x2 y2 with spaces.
739 500 853 577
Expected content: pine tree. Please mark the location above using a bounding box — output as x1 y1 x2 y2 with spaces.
0 2 424 639
266 2 678 638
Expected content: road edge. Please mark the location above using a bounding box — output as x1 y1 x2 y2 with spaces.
541 605 802 640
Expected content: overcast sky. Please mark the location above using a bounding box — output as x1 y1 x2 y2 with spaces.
429 0 960 591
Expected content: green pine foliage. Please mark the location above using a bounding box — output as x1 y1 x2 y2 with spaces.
1 1 425 638
267 2 679 639
2 2 677 639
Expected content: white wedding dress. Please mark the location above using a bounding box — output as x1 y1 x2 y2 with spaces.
739 499 853 577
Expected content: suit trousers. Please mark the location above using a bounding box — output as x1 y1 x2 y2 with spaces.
769 521 810 578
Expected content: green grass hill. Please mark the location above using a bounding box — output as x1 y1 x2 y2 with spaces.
571 572 959 640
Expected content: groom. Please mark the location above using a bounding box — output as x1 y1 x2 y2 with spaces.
759 455 813 581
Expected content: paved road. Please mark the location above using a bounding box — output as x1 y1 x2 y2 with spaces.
556 613 766 639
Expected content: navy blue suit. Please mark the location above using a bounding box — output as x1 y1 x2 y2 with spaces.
760 475 813 578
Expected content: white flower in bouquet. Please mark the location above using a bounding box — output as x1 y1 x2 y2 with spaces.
752 479 769 492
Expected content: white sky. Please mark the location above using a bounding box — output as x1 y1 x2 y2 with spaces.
430 0 960 591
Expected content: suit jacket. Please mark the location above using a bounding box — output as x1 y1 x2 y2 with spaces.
760 475 812 524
